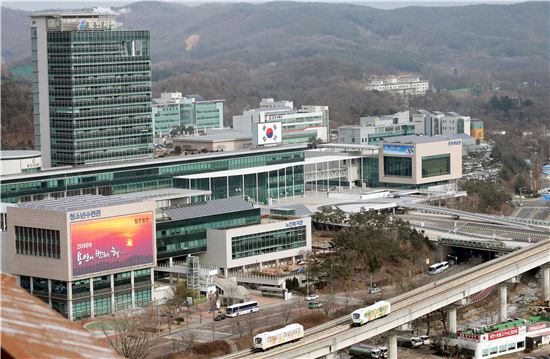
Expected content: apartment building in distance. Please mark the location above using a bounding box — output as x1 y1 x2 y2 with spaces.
338 111 414 146
232 98 329 145
413 110 471 137
31 12 154 168
152 92 224 136
366 76 429 96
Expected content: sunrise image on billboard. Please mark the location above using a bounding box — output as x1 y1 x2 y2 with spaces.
71 212 154 277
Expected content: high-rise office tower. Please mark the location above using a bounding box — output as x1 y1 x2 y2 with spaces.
31 12 153 168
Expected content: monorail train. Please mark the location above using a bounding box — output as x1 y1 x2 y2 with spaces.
252 324 304 351
351 301 391 326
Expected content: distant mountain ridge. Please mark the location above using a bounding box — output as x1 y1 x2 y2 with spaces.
2 1 548 73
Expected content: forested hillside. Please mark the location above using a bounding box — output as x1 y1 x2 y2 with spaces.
2 2 548 71
1 1 549 149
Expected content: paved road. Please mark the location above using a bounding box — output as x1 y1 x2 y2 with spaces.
150 296 312 357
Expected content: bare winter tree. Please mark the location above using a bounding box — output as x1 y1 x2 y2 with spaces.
344 290 352 312
165 282 191 329
282 303 294 324
297 296 305 317
101 306 159 359
245 312 259 336
436 308 448 333
234 315 246 337
184 329 199 355
322 293 337 317
195 302 203 324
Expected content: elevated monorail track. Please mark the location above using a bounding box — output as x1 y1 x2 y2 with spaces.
218 240 550 359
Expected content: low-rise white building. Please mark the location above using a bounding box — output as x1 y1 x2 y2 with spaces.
232 98 329 145
444 317 550 358
199 217 312 277
366 77 429 96
338 111 415 146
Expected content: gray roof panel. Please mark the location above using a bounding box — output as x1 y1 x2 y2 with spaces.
163 197 255 221
17 195 143 212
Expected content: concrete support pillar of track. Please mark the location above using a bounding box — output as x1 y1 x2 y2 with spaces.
447 305 457 335
543 264 550 302
323 353 338 359
498 283 508 322
388 331 398 359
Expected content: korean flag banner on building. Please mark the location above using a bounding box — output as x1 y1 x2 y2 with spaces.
255 122 282 145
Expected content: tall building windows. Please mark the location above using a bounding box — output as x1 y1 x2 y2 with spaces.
15 226 60 258
422 154 451 178
383 156 412 177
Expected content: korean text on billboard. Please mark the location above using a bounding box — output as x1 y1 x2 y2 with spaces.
71 212 154 277
383 144 415 156
488 327 518 341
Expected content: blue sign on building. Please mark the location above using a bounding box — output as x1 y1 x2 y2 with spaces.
383 144 415 156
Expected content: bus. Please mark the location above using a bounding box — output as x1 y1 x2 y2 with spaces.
225 301 259 317
428 261 449 275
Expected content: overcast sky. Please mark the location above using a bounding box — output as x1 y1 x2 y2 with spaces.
2 0 525 11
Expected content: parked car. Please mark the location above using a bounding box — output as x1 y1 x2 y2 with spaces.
305 294 319 301
368 287 381 294
419 335 430 345
308 302 323 309
214 313 226 321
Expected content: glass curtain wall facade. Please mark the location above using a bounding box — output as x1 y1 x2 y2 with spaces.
366 124 416 145
175 165 304 204
1 148 305 203
383 156 412 177
195 101 224 130
152 103 180 136
275 113 324 144
156 208 260 259
18 269 152 320
361 156 381 187
231 225 307 259
180 99 194 127
421 154 451 178
47 30 153 166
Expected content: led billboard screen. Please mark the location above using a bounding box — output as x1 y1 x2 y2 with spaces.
383 144 415 156
71 212 154 277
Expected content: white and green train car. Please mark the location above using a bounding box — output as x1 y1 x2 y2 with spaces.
351 300 391 326
253 324 304 351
